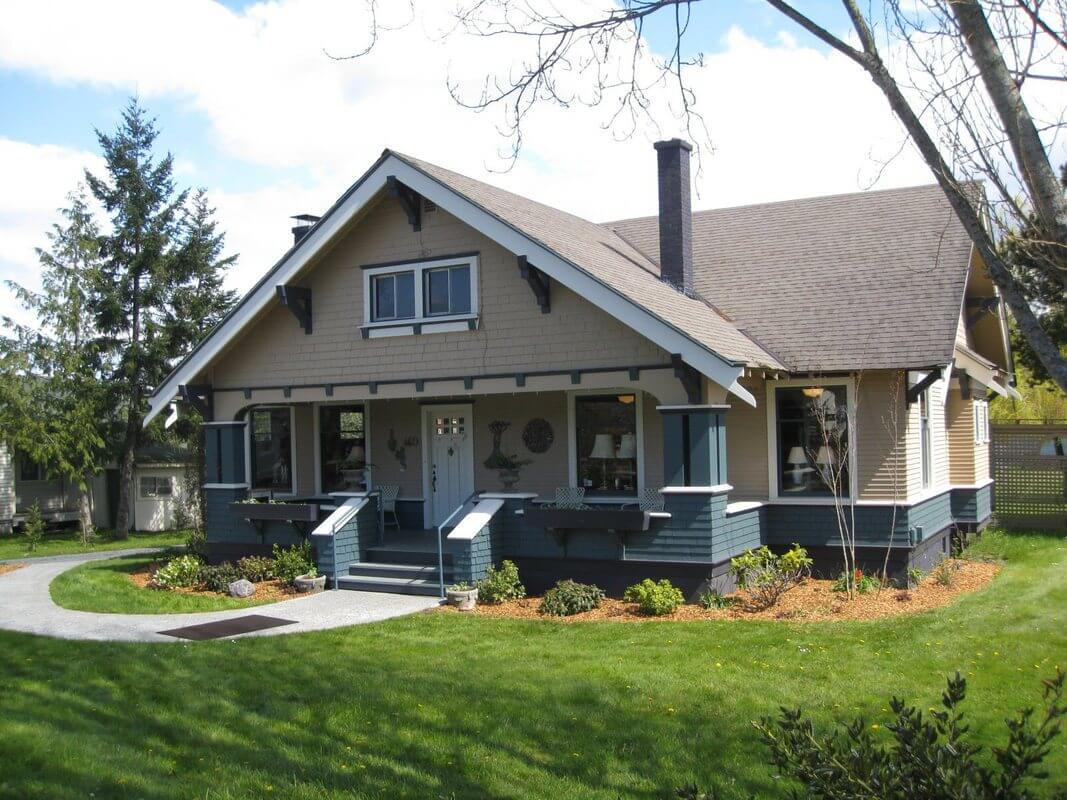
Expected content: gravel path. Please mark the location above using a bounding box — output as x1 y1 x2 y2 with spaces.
0 551 439 642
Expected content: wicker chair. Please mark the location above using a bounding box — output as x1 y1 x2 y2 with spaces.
378 484 401 529
626 487 665 512
554 487 589 509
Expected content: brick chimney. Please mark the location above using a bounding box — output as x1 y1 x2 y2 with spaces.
653 139 694 294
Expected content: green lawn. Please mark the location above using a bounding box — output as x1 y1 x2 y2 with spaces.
0 529 1065 799
0 527 187 561
49 555 274 614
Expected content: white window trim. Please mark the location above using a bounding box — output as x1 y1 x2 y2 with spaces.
566 389 646 499
313 401 371 497
361 255 479 333
244 405 298 497
139 475 174 499
765 376 858 501
919 388 932 489
973 399 990 445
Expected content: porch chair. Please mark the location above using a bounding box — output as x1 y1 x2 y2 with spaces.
554 487 589 509
625 488 664 512
379 484 401 529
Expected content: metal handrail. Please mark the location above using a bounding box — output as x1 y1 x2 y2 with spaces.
436 490 480 600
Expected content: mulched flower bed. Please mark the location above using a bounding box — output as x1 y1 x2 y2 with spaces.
437 559 1000 623
0 563 26 577
128 562 300 603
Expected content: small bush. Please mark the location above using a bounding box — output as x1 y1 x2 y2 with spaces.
448 582 474 592
272 542 315 585
907 567 924 589
832 568 880 594
624 578 685 616
748 669 1066 800
151 554 204 589
200 562 242 593
729 544 812 609
539 579 604 617
698 589 734 610
476 560 526 604
185 527 209 560
934 559 957 587
237 555 275 582
23 502 44 552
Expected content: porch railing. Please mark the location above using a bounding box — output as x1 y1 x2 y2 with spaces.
436 490 479 600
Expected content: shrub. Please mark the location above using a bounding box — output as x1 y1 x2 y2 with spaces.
624 578 685 616
698 589 734 610
185 526 209 560
832 568 880 595
476 560 526 604
934 559 957 587
539 580 604 617
272 542 315 585
907 567 924 589
729 544 812 609
237 555 275 582
151 554 204 589
22 502 44 552
747 669 1066 800
200 562 242 593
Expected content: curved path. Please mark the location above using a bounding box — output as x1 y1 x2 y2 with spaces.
0 548 439 642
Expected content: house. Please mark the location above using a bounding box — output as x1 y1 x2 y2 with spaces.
141 140 1013 597
0 442 192 534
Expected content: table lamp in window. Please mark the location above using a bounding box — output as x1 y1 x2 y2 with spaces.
589 433 615 489
786 446 807 487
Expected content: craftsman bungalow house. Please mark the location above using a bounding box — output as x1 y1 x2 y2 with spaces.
143 141 1012 597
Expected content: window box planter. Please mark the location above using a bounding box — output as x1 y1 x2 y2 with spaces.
524 506 651 532
229 502 319 540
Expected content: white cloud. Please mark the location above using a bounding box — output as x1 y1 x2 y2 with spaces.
0 0 941 324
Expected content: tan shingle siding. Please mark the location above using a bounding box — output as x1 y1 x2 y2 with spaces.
856 371 909 502
726 376 769 499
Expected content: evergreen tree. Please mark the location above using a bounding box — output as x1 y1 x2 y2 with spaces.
85 100 236 538
0 190 108 543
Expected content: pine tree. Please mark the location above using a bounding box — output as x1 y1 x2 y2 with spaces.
85 100 237 538
0 190 108 543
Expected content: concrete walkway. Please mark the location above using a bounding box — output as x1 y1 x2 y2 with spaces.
0 549 440 643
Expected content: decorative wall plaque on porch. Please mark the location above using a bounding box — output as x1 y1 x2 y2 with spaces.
522 418 554 454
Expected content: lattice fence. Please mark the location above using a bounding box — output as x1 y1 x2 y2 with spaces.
991 423 1067 530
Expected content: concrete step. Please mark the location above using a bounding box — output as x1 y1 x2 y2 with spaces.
335 574 445 596
348 562 452 581
363 546 452 567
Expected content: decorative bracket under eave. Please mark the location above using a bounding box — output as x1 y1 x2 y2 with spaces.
178 384 214 422
517 255 550 313
276 285 312 334
905 368 941 405
671 354 703 405
387 175 422 232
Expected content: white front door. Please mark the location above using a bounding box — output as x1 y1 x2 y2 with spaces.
424 404 475 527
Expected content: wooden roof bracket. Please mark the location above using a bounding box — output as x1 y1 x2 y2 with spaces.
178 384 213 422
671 354 703 405
276 285 312 334
517 255 551 313
387 175 422 232
906 368 941 405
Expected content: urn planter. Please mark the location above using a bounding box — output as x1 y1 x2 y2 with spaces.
447 586 479 611
294 573 326 593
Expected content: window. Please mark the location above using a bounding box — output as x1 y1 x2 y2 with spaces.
371 271 415 321
775 385 850 497
974 400 989 444
424 265 471 316
574 394 638 496
435 415 465 435
250 408 293 493
363 255 478 330
139 476 173 498
919 389 932 489
17 454 44 482
319 405 366 493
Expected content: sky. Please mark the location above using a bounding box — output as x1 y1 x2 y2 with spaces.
0 0 940 328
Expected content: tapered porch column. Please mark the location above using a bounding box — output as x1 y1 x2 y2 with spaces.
658 405 728 488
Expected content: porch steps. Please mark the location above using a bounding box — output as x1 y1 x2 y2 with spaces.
337 560 452 596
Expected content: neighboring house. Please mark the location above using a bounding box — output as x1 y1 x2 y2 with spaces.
0 442 192 534
142 141 1013 596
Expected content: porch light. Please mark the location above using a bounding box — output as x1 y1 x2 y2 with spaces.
802 386 824 398
617 394 635 404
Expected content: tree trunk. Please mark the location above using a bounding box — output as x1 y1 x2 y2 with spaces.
78 483 94 545
951 0 1067 291
112 407 142 539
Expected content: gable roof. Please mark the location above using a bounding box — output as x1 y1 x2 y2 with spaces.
145 150 768 424
608 183 974 373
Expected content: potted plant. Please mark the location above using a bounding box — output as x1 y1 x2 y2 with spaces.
446 582 479 611
294 567 326 593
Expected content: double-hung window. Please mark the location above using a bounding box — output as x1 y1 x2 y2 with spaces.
772 384 851 497
363 255 478 334
249 407 294 494
139 476 173 498
919 389 932 488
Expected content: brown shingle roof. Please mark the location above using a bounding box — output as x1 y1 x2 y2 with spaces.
608 184 973 372
393 152 784 369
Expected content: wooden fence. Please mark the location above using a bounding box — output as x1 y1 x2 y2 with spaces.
991 422 1067 531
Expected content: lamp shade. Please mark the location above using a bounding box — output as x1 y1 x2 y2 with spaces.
616 433 637 459
786 446 806 466
815 445 833 465
589 433 615 459
346 444 366 464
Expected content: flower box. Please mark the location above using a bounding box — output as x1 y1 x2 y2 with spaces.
523 506 650 531
228 502 319 523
